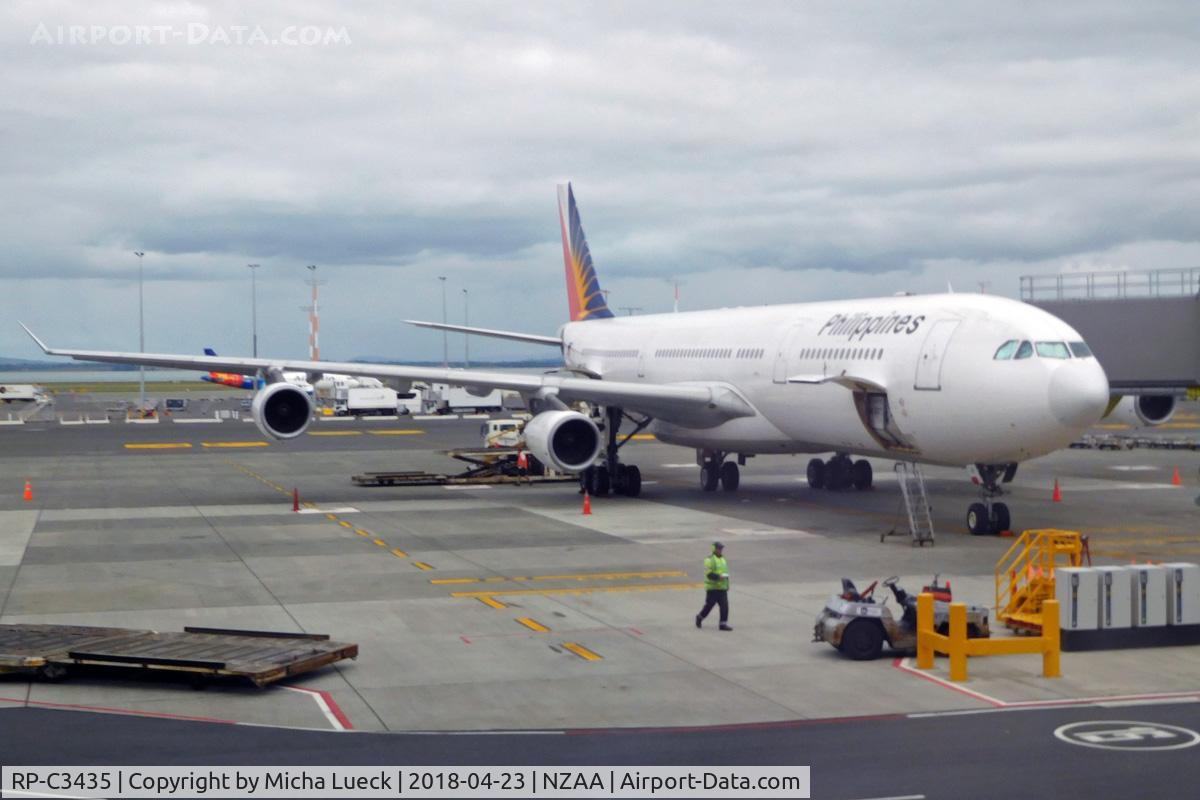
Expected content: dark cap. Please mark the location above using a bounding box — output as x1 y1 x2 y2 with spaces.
712 541 724 549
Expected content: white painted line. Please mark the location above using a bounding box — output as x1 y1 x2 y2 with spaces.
461 413 490 419
242 417 256 422
317 416 356 422
295 506 360 514
414 414 458 420
444 484 493 490
83 418 110 424
172 418 222 424
372 415 400 421
0 419 25 426
59 419 85 426
1098 697 1200 708
280 686 348 731
1109 465 1159 472
125 417 160 424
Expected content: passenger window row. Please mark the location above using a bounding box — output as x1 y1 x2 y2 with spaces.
801 347 884 361
654 348 764 359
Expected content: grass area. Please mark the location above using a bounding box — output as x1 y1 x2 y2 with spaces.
41 381 242 393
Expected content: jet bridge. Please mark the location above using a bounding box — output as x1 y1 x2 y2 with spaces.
1022 268 1200 394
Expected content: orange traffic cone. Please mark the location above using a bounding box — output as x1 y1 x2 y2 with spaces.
292 487 300 512
582 492 592 516
22 480 32 502
1172 467 1182 486
1052 478 1062 503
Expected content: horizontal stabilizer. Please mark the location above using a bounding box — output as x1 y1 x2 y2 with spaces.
403 320 561 347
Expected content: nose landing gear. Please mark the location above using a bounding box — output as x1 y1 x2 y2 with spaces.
966 463 1017 535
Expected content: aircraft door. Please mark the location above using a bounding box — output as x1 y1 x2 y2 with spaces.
914 319 960 390
772 322 811 384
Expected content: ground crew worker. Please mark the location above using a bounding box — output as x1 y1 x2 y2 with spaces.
695 541 732 630
516 448 529 484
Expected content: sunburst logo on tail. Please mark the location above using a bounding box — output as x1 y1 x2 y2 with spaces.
558 183 614 322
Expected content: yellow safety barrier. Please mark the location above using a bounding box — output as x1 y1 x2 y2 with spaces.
995 529 1086 632
916 593 1060 682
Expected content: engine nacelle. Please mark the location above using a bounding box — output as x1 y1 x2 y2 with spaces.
251 381 314 440
522 410 601 473
1106 394 1177 427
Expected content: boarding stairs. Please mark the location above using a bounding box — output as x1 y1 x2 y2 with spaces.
890 462 935 546
995 529 1088 632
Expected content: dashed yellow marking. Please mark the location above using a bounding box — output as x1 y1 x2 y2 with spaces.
202 441 269 448
368 429 425 436
308 430 363 436
478 596 506 609
433 570 686 586
517 617 550 633
373 538 388 548
124 443 192 450
563 642 602 661
413 561 434 571
623 433 657 441
451 582 702 599
338 520 352 528
354 528 371 537
391 548 408 558
325 514 338 521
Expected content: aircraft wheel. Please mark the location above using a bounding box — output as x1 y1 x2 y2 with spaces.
839 620 884 661
592 466 611 497
991 502 1011 534
623 465 642 497
967 502 991 535
826 458 851 491
806 458 825 489
851 459 873 490
700 464 719 492
720 462 740 492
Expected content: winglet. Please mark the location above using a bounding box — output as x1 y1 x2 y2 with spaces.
19 322 52 354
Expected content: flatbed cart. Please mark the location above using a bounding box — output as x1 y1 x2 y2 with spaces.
352 448 576 487
0 624 357 687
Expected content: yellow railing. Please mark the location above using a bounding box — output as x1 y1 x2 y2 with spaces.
995 529 1085 631
916 593 1061 682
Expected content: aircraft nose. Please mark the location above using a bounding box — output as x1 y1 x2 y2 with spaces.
1048 361 1110 429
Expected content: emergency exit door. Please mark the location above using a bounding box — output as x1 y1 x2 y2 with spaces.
914 319 960 390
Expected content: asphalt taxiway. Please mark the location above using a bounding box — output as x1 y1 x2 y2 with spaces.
1 408 1198 797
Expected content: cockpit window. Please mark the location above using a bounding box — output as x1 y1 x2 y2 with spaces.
1014 340 1034 360
1068 341 1093 358
993 340 1018 360
1036 341 1071 359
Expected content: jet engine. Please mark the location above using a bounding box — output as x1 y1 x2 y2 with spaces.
251 381 315 440
1106 394 1177 427
522 410 601 473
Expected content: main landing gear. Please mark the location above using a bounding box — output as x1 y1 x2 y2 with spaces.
805 454 874 492
698 451 743 492
580 406 645 498
966 463 1017 535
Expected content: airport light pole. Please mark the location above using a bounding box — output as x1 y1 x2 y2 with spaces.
438 276 448 368
247 264 260 357
463 287 469 369
134 251 145 409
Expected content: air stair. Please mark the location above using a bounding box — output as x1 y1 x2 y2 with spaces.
995 529 1089 632
886 462 935 546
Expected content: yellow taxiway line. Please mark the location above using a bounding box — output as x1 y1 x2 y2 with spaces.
431 570 687 586
201 441 269 448
451 582 702 599
124 443 192 450
391 548 409 558
412 561 435 571
562 642 603 661
307 430 363 437
517 617 550 633
368 429 425 436
477 596 506 609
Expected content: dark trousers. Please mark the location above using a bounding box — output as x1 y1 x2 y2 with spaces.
698 589 729 624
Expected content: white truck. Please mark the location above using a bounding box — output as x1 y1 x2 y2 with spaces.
336 387 399 416
428 383 504 414
0 384 46 403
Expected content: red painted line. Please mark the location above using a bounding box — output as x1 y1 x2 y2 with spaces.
282 685 354 731
460 635 473 644
566 711 905 736
0 695 237 724
891 657 1004 707
629 627 644 636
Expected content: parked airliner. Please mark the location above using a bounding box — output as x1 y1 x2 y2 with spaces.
22 184 1113 534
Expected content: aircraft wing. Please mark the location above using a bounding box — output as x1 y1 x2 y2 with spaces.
403 320 562 347
21 324 754 427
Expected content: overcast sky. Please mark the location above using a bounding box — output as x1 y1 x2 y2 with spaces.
2 1 1198 362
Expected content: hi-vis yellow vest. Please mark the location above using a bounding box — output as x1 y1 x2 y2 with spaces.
704 554 729 591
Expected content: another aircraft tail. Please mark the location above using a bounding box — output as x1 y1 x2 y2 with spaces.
557 183 614 322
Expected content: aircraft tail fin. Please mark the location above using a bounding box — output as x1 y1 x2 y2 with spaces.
557 183 614 322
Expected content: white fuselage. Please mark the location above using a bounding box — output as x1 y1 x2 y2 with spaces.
560 293 1109 467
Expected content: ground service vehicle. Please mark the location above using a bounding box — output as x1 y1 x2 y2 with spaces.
813 576 990 660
